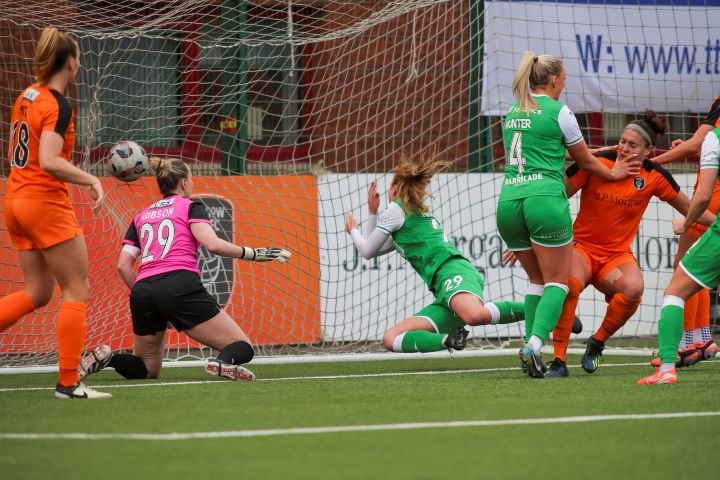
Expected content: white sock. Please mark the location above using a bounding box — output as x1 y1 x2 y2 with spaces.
527 335 543 354
660 362 675 373
680 330 694 350
392 333 406 353
701 326 712 343
693 327 703 345
485 302 501 325
526 284 544 297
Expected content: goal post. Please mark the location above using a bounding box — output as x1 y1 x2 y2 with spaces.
0 0 718 368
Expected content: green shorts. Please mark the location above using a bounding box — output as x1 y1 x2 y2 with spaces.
414 257 485 334
679 224 720 289
496 195 573 250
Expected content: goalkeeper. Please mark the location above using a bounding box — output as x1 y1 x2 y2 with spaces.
345 151 525 354
79 157 290 382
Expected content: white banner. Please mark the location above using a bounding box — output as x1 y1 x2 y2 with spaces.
319 173 698 342
481 0 720 114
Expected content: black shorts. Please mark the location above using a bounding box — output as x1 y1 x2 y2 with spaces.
130 270 221 336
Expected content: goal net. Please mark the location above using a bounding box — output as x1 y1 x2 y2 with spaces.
0 0 717 367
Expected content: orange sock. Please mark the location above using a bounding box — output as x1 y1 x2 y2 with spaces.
695 288 710 328
683 291 700 331
0 291 36 333
594 293 641 343
56 301 87 387
552 276 583 362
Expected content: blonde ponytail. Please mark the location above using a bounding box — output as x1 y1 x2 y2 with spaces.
392 149 450 214
511 51 564 113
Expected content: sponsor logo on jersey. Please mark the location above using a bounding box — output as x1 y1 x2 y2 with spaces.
508 105 542 115
22 88 40 102
537 227 571 241
504 173 543 185
196 197 234 308
633 176 645 191
151 198 176 209
594 192 643 207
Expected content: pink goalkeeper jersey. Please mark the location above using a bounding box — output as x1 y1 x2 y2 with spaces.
124 194 211 282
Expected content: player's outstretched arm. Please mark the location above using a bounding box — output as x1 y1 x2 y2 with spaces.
563 177 580 198
567 140 641 181
368 180 380 215
345 212 395 259
652 124 713 165
241 247 292 263
190 222 291 263
668 192 716 227
676 168 718 234
39 131 105 211
117 247 139 289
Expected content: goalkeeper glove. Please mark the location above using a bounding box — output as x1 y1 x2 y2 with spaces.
241 247 291 263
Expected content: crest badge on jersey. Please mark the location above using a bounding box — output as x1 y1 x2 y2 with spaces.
633 176 645 191
22 88 40 102
196 197 234 308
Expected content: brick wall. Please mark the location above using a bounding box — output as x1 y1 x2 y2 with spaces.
0 2 469 174
0 24 39 174
307 2 469 172
1 2 79 173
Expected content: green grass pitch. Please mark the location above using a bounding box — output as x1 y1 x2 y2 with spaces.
0 355 718 480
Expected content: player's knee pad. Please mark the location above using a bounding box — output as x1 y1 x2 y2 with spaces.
218 340 254 365
110 353 149 380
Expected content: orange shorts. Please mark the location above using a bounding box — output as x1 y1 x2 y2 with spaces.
573 242 637 288
687 188 720 237
5 198 83 250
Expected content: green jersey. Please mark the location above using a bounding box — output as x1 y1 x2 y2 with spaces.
375 200 464 287
699 127 720 230
499 95 584 201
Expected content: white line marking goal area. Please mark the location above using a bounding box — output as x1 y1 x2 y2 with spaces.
0 361 666 394
1 412 719 441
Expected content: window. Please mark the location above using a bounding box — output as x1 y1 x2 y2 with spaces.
75 8 309 164
77 35 181 148
196 15 305 148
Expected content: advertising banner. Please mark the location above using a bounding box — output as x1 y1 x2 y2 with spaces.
0 175 321 353
320 173 696 341
481 0 720 114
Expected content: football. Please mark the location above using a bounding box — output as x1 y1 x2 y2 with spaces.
108 140 148 182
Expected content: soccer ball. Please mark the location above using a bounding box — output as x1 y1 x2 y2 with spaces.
108 140 148 182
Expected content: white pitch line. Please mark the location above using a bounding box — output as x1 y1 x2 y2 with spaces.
1 411 719 441
0 361 659 393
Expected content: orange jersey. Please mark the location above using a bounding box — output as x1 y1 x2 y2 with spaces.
567 152 680 256
691 169 720 197
687 96 720 234
702 96 720 128
7 84 75 201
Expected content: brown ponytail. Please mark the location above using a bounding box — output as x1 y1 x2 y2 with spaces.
34 27 79 84
625 109 668 147
148 157 189 195
391 149 450 214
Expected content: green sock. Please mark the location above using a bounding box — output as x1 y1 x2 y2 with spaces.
531 284 568 342
658 304 684 364
400 331 447 353
490 301 525 324
524 291 542 343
